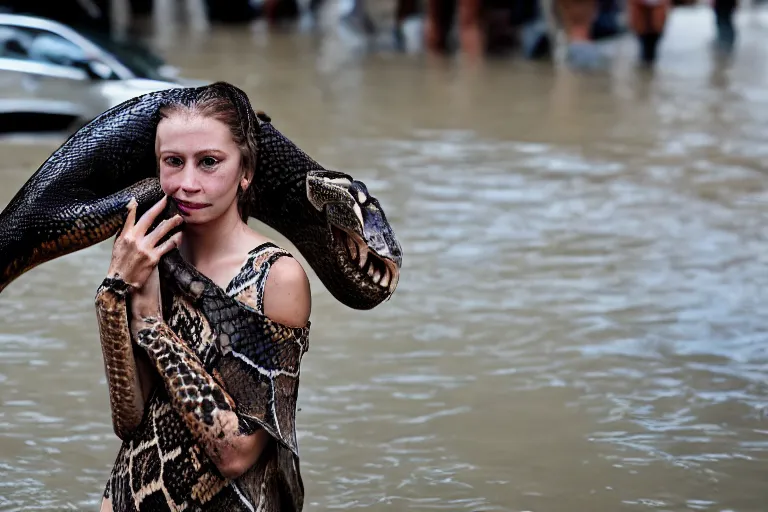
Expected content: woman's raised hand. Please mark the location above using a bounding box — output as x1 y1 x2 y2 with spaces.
107 196 183 290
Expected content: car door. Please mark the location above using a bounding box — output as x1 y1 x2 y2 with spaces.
0 24 103 131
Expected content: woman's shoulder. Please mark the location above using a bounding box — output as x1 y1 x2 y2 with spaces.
261 248 311 328
236 231 311 328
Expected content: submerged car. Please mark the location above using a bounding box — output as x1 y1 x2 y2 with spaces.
0 13 206 135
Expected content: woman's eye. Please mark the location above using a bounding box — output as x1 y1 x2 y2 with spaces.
201 157 218 168
164 157 183 167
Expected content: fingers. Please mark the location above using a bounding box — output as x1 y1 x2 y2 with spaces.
134 195 168 236
124 197 138 230
145 214 183 248
155 232 183 258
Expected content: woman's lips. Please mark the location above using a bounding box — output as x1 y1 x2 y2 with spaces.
174 199 210 215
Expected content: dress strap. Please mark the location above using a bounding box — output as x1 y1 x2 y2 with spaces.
226 243 293 314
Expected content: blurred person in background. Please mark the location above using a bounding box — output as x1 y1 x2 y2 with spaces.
627 0 671 65
712 0 737 52
552 0 604 68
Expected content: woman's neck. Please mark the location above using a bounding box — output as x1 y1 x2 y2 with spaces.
180 206 246 267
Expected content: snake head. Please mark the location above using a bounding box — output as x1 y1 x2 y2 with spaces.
307 170 402 308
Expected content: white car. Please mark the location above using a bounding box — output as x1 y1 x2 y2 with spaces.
0 13 207 135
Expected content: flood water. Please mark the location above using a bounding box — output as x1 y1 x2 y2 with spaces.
1 6 768 511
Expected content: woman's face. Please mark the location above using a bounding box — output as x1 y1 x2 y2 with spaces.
156 113 244 225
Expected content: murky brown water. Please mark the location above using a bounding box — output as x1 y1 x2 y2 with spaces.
2 6 768 511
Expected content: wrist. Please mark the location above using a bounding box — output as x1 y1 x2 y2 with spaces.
98 275 133 297
106 266 142 290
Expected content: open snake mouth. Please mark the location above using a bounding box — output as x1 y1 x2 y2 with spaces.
332 226 399 294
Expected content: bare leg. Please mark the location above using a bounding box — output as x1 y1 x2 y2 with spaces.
628 0 670 65
458 0 483 57
556 0 596 42
424 0 454 53
555 0 604 69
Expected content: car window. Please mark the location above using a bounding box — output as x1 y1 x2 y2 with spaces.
78 29 169 81
27 31 88 68
0 23 169 81
0 26 32 60
0 25 91 70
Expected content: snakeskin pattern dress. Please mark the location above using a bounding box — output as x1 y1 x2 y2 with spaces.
95 243 308 512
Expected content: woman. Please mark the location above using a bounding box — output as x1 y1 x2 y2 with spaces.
95 85 311 511
627 0 671 65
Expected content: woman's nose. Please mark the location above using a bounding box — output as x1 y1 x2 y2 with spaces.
179 165 201 192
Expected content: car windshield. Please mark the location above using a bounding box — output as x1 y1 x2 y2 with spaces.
77 29 170 81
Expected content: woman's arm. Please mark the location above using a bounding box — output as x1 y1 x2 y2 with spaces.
94 276 155 440
95 196 182 440
132 314 270 479
131 256 311 479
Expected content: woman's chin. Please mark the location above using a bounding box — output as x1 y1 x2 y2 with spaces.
185 219 209 227
174 204 235 226
178 212 209 225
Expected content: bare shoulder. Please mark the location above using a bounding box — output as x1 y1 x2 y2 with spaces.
262 254 311 328
234 227 311 326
